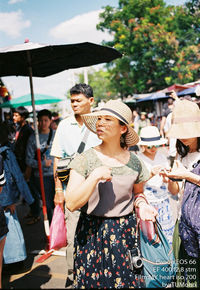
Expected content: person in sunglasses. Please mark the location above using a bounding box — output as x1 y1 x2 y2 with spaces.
137 126 176 245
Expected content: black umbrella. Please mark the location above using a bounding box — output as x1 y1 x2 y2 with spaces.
0 40 122 245
0 41 122 77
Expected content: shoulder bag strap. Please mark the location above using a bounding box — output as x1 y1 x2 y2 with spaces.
77 128 90 154
41 128 53 157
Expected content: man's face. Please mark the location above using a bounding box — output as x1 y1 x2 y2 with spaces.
38 116 51 132
13 112 23 124
70 94 94 115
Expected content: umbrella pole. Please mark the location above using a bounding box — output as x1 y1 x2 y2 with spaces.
27 51 50 249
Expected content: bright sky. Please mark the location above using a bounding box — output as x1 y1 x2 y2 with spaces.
0 0 186 104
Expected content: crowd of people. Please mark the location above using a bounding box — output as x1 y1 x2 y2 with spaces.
0 83 199 288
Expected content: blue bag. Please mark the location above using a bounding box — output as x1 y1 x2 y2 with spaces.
139 220 176 288
179 160 200 258
3 211 27 264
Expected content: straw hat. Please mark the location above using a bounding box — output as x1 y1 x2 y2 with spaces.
138 126 167 146
167 100 200 138
81 100 139 146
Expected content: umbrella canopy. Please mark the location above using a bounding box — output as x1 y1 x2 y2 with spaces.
137 92 168 102
0 41 122 77
0 93 65 108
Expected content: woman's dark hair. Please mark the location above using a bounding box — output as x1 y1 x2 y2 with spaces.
119 120 128 149
176 137 200 158
13 106 29 119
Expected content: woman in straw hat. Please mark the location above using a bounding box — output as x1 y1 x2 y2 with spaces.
160 99 200 288
137 126 175 245
65 100 158 288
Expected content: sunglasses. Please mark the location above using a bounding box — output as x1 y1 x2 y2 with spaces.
147 145 160 149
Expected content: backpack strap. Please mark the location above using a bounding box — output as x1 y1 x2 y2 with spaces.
40 128 53 157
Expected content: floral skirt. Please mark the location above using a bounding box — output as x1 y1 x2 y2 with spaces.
73 212 145 289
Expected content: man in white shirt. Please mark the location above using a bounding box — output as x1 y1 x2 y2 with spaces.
50 83 101 286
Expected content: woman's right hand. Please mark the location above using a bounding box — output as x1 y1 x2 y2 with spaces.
138 203 158 222
90 166 112 182
54 189 65 211
4 204 16 214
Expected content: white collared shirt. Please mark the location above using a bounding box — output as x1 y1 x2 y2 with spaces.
50 115 101 158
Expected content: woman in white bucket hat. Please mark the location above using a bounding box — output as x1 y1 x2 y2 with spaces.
138 126 175 245
65 100 158 289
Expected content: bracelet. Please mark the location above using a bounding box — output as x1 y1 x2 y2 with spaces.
134 193 148 208
134 197 147 208
136 200 147 208
55 188 63 193
134 193 146 199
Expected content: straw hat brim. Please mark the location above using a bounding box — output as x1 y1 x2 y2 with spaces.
138 138 167 146
167 122 200 139
81 111 140 146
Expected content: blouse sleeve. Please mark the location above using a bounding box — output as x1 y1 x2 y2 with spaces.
69 153 88 178
134 156 150 184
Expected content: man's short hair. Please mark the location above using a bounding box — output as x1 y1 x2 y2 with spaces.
13 106 29 119
37 109 52 120
70 83 93 98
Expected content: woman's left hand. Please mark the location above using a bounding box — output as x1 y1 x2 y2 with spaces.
160 160 188 180
138 203 158 222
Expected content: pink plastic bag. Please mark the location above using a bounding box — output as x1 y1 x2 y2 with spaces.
49 205 67 250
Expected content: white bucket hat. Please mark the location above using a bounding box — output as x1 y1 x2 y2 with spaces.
138 126 167 146
81 100 139 146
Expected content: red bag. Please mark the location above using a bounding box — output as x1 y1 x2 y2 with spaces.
49 205 67 250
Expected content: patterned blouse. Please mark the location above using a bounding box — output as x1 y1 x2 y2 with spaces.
69 148 150 217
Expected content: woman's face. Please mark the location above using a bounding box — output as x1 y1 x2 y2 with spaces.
96 115 127 142
179 137 197 148
13 112 23 124
143 145 159 155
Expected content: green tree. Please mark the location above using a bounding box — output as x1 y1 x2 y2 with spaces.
97 0 200 96
77 68 119 105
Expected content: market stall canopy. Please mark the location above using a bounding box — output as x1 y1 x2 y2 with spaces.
0 93 65 108
177 85 200 97
136 92 168 102
164 83 190 92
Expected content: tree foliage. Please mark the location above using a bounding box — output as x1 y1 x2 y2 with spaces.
77 68 119 104
97 0 200 96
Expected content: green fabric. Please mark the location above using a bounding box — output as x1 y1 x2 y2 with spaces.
69 148 150 182
173 219 182 260
172 219 200 288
